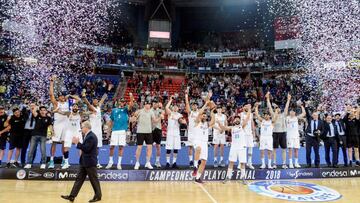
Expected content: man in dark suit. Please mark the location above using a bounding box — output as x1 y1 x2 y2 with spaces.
305 104 324 168
321 115 339 168
61 121 102 202
334 113 347 167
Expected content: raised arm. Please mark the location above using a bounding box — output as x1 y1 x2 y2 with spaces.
49 75 58 107
185 89 191 114
242 105 251 129
82 93 96 112
195 100 209 123
265 92 274 116
99 93 108 107
284 93 291 116
209 109 215 128
254 103 263 123
128 93 134 110
165 96 173 115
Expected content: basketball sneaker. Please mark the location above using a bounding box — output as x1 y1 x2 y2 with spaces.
214 160 218 168
117 164 122 170
105 162 113 169
48 160 55 169
24 164 32 169
172 162 178 169
268 164 273 169
155 161 161 168
97 164 103 169
247 163 255 170
195 178 204 184
62 162 70 169
294 163 301 168
220 160 226 168
222 177 230 184
40 164 46 169
241 179 248 185
282 164 288 169
145 162 153 170
165 163 171 169
289 163 294 169
260 164 266 169
272 164 277 169
134 162 140 170
189 161 194 168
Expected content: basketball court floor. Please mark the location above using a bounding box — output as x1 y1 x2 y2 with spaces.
1 178 359 203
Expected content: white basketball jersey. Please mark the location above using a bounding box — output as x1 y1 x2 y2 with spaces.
214 113 226 135
68 113 81 132
54 101 69 123
231 126 246 148
286 116 300 137
260 120 273 137
167 112 182 136
240 112 253 135
188 111 199 131
89 106 102 127
194 121 209 142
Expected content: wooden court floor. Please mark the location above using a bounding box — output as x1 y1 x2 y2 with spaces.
1 178 359 203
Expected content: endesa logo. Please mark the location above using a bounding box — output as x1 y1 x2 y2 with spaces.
321 169 348 178
249 180 342 202
97 171 128 181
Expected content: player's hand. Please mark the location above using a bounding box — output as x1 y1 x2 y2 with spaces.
287 93 292 100
50 75 57 81
72 136 80 145
208 91 213 99
265 92 270 99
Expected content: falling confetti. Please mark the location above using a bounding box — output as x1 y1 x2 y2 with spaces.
1 0 111 99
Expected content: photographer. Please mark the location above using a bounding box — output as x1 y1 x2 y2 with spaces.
305 102 324 168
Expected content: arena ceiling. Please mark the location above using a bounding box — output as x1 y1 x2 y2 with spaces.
120 0 263 7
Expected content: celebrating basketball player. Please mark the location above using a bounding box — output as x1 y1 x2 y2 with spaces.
254 103 278 169
212 105 227 168
220 104 251 185
49 75 70 169
54 103 83 169
82 92 108 169
106 94 134 170
266 92 288 169
240 103 255 170
192 99 215 183
185 89 199 168
165 95 185 169
285 94 305 168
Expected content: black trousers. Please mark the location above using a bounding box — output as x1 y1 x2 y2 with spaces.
337 136 347 165
21 129 36 164
306 136 320 166
324 137 338 166
70 166 102 199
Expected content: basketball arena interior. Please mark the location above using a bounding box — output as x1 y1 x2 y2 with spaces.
0 0 360 202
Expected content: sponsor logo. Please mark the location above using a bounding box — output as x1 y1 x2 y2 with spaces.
16 170 27 180
58 171 128 181
287 170 314 179
321 169 348 178
349 169 360 177
28 171 42 179
148 170 193 181
58 172 77 179
43 172 55 179
249 180 342 202
97 171 128 181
